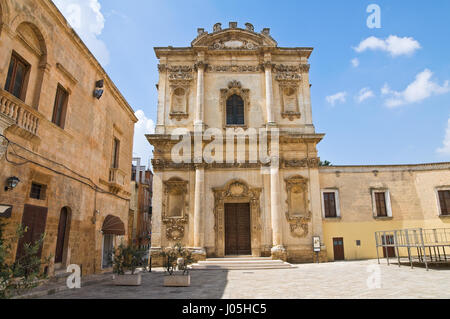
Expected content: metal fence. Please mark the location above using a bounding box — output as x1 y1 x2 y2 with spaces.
375 228 450 271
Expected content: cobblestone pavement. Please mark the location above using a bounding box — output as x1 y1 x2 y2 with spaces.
41 260 450 299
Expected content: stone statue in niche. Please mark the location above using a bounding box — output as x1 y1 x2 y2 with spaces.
280 83 301 120
172 88 186 113
283 87 298 113
170 86 189 120
285 175 312 238
162 178 189 240
168 191 184 217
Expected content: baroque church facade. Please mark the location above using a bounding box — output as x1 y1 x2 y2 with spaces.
148 22 450 264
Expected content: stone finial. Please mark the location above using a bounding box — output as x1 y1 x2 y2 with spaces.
262 28 270 35
197 28 205 36
245 23 254 32
229 22 237 29
213 23 222 32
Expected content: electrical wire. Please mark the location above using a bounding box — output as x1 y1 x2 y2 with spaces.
1 134 130 202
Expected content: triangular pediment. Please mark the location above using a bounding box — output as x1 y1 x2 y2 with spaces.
192 26 277 50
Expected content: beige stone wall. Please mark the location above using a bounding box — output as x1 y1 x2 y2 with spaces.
0 0 136 275
319 163 450 261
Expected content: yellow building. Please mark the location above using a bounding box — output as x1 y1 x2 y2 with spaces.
0 0 137 276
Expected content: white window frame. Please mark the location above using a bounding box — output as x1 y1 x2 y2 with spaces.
435 186 450 217
371 188 392 218
321 189 341 218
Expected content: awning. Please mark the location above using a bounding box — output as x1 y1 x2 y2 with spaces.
102 215 125 236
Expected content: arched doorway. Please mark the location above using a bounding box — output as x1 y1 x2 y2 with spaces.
101 215 125 268
55 207 71 265
213 180 262 257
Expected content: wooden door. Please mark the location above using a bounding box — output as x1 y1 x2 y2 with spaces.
55 207 69 264
225 203 251 256
333 237 345 261
382 235 396 258
16 205 48 261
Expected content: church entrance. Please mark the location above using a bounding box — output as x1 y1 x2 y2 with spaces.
225 203 251 256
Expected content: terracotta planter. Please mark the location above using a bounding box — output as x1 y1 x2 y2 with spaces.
113 273 142 286
164 273 190 287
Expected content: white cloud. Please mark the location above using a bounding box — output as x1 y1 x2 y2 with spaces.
326 92 347 106
437 117 450 156
356 87 375 103
354 35 421 57
53 0 110 66
351 58 360 68
382 69 450 108
133 110 155 163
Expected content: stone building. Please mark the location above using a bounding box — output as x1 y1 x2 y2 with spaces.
147 22 450 264
129 158 153 249
148 22 326 264
0 0 137 276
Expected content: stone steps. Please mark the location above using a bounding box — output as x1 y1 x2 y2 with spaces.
189 257 295 270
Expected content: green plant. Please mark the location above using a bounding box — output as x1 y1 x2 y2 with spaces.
160 243 194 275
0 221 51 299
319 160 332 167
112 244 147 275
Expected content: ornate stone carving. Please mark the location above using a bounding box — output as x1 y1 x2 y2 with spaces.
282 158 320 168
245 23 254 32
206 64 262 73
151 159 265 171
279 81 301 121
213 180 262 257
285 212 312 238
273 64 309 81
213 23 222 32
165 218 188 241
210 39 258 50
162 178 189 241
167 65 194 81
284 175 312 238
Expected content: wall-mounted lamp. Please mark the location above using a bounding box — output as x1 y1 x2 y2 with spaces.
91 209 100 224
5 176 20 192
93 80 104 99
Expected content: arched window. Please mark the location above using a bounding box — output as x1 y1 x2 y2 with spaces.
226 94 244 125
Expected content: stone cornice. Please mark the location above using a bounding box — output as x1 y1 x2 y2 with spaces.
320 162 450 173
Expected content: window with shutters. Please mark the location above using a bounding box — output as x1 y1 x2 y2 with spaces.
52 84 69 128
4 52 30 101
321 189 341 218
371 189 392 218
30 182 47 200
226 94 245 125
437 190 450 216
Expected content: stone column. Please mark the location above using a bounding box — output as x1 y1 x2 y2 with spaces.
194 60 206 130
149 172 164 266
155 62 167 134
264 59 275 126
270 166 286 261
193 166 206 260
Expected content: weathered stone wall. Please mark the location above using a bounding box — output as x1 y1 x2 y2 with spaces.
0 0 136 276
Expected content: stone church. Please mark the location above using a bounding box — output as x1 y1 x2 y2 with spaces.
148 22 450 265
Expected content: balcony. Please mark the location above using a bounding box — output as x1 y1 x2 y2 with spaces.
0 88 40 139
109 167 126 193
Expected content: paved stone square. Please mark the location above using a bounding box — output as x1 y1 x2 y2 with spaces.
41 260 450 299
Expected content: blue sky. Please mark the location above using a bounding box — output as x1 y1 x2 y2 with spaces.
53 0 450 166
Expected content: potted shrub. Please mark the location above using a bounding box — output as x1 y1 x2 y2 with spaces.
112 244 147 286
160 243 194 287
